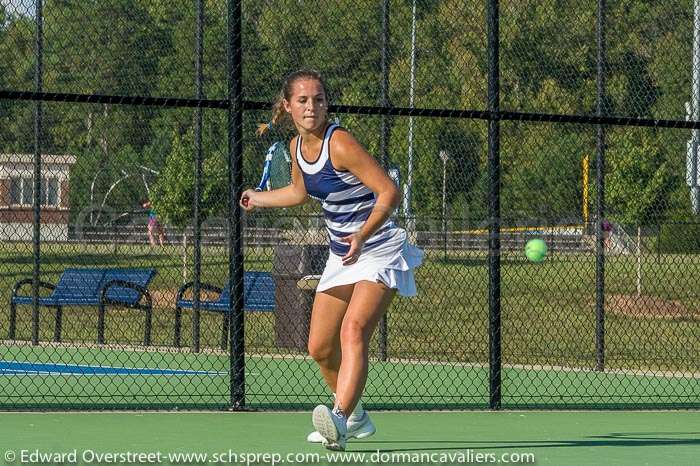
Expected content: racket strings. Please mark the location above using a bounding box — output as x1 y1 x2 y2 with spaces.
269 143 292 190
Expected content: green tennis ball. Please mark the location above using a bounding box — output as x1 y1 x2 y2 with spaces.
525 238 547 263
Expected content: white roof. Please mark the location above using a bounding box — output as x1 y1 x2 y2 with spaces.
0 154 77 165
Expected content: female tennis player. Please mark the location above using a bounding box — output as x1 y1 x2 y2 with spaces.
240 70 423 451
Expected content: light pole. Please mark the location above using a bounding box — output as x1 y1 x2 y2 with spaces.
439 150 450 260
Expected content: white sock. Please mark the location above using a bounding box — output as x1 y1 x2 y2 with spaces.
332 393 365 421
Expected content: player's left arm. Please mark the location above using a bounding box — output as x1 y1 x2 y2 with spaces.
331 129 400 249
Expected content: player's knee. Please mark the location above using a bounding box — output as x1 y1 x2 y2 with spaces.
340 320 366 349
308 338 335 364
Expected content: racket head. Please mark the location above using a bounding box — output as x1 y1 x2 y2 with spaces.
244 141 292 207
266 141 292 190
297 274 320 290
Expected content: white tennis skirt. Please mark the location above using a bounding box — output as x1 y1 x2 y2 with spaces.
316 228 424 297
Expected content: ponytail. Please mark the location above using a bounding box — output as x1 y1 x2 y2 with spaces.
256 91 288 137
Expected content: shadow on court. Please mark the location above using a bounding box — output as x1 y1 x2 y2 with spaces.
353 431 700 453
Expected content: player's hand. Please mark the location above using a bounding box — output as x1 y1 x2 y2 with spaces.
340 233 365 266
240 189 260 211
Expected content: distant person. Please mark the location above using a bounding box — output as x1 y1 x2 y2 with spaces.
602 218 613 250
141 199 166 246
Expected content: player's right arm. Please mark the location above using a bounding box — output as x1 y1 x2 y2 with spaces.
240 137 308 211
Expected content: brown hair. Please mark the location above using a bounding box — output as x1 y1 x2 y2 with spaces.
256 69 328 137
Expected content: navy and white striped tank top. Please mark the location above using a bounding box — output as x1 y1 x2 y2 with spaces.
296 124 400 257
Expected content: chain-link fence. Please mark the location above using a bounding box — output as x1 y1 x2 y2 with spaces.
0 0 698 410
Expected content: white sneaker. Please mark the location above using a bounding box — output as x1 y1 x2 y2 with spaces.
307 411 376 443
312 405 348 451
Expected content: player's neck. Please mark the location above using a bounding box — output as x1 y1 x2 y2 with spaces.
298 122 329 143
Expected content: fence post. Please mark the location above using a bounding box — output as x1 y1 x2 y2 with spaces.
378 0 391 362
192 0 204 354
228 0 246 410
31 0 45 346
487 0 501 410
595 0 607 373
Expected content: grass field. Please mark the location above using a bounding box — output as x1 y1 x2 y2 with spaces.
0 241 698 409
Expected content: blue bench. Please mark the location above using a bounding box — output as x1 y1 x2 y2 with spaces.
174 271 275 349
9 268 157 346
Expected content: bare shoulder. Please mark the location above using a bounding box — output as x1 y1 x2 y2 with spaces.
329 128 371 171
330 127 361 151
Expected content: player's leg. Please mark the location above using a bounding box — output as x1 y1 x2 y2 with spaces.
307 282 378 444
307 284 353 390
335 280 395 415
147 223 156 246
306 284 350 444
312 280 395 450
157 224 166 246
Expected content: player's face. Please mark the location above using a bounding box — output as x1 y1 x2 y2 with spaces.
284 79 328 134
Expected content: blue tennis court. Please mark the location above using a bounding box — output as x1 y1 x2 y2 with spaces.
0 360 225 376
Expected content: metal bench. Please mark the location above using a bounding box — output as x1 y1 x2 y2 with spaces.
174 271 275 350
9 267 157 346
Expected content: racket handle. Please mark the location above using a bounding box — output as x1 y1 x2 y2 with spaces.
241 196 249 207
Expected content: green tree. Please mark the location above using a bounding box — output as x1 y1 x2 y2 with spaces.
34 0 170 219
0 12 37 152
150 127 227 228
607 129 677 226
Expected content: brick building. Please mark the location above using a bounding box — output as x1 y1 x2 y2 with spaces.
0 154 76 241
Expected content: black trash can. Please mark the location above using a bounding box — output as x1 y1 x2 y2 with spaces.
272 244 328 350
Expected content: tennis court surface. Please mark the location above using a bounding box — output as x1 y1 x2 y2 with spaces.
1 411 698 466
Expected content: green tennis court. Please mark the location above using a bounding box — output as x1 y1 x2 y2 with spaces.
2 344 697 410
1 411 698 465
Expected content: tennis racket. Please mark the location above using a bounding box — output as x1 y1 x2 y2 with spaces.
296 274 321 291
242 141 292 207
